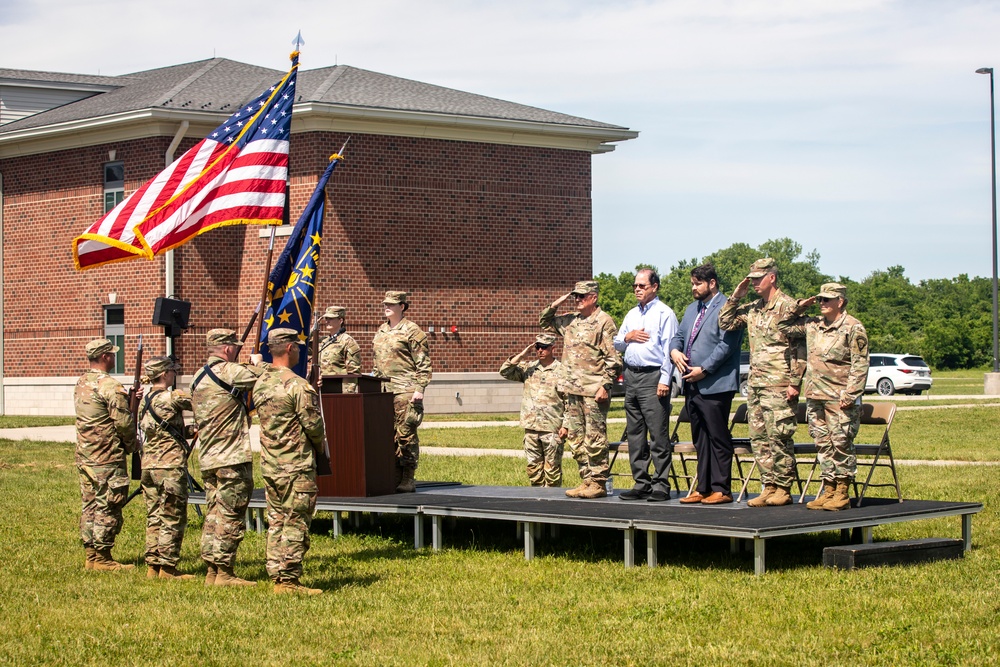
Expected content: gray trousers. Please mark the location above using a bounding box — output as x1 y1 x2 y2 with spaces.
623 367 673 492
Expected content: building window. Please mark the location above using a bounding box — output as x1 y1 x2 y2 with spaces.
103 305 125 374
104 161 124 213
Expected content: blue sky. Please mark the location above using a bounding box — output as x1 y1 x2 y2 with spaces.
2 0 997 282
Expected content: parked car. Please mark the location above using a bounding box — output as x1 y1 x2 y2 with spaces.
865 353 933 396
739 351 750 397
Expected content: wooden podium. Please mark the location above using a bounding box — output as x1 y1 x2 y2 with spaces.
316 374 396 497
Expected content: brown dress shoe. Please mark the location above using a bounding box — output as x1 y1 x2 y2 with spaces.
679 492 705 504
700 492 733 505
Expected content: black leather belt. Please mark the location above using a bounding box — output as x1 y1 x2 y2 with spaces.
624 364 660 372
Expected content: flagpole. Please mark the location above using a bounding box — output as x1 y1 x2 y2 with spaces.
251 42 300 354
252 222 279 354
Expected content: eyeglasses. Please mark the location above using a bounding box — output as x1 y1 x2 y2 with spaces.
633 283 650 289
818 297 837 303
572 293 590 300
535 344 552 350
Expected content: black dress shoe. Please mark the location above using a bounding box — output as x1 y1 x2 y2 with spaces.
646 490 671 502
619 488 651 501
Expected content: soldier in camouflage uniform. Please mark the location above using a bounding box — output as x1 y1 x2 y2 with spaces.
499 333 567 487
540 280 622 499
319 305 361 393
373 291 432 493
74 338 138 571
253 328 325 595
719 258 806 507
138 356 195 580
191 328 264 586
781 283 870 511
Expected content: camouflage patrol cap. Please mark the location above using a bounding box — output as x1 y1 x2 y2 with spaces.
747 258 777 278
322 305 346 319
206 328 242 347
571 280 599 295
383 290 409 305
144 356 180 380
267 327 301 346
535 333 557 347
817 282 848 300
85 338 119 360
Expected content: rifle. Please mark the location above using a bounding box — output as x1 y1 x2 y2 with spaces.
308 316 333 476
128 334 144 481
123 398 204 513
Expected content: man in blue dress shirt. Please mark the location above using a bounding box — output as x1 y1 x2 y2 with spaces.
613 269 679 502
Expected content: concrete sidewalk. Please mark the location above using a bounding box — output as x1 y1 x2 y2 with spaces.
0 424 263 452
2 423 998 467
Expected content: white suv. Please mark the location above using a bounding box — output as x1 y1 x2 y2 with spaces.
865 353 933 396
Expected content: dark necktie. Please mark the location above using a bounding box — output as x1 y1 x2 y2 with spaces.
685 303 706 355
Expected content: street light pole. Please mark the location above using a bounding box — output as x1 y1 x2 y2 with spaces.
977 67 999 374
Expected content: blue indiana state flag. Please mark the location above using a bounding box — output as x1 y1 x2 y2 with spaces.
259 153 344 376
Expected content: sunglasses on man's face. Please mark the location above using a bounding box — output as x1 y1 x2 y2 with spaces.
818 297 837 303
535 344 552 350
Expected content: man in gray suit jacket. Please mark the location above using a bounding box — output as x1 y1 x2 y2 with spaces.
669 263 743 504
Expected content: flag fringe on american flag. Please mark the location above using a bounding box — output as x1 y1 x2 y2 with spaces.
72 51 300 271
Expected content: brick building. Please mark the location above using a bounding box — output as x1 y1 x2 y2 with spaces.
0 58 636 415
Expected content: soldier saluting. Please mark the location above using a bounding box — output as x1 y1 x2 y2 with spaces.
499 333 568 487
781 283 870 511
718 258 805 507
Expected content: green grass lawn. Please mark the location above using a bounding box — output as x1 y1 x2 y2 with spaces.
0 436 997 665
0 415 75 428
426 403 1000 463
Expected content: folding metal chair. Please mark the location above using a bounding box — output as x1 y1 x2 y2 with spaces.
854 402 901 504
795 402 901 506
667 404 698 494
607 408 698 493
735 400 806 503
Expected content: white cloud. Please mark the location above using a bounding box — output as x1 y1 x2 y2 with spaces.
2 0 999 280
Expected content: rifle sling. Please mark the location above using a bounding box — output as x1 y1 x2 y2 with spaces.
141 390 191 456
191 360 251 427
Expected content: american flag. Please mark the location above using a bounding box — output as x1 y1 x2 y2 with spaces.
72 53 299 271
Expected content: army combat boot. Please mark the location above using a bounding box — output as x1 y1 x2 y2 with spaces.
147 564 161 579
747 484 777 507
214 565 256 587
204 563 217 587
806 481 836 510
274 580 323 596
765 486 793 506
84 547 96 570
159 565 195 580
91 549 135 572
565 481 589 498
396 466 416 493
577 479 608 499
822 479 852 511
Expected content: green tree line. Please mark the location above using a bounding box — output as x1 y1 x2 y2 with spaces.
596 238 994 370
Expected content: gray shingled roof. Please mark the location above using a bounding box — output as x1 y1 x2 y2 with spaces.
0 68 123 87
0 58 625 135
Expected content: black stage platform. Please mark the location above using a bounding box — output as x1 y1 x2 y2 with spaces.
189 485 981 575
